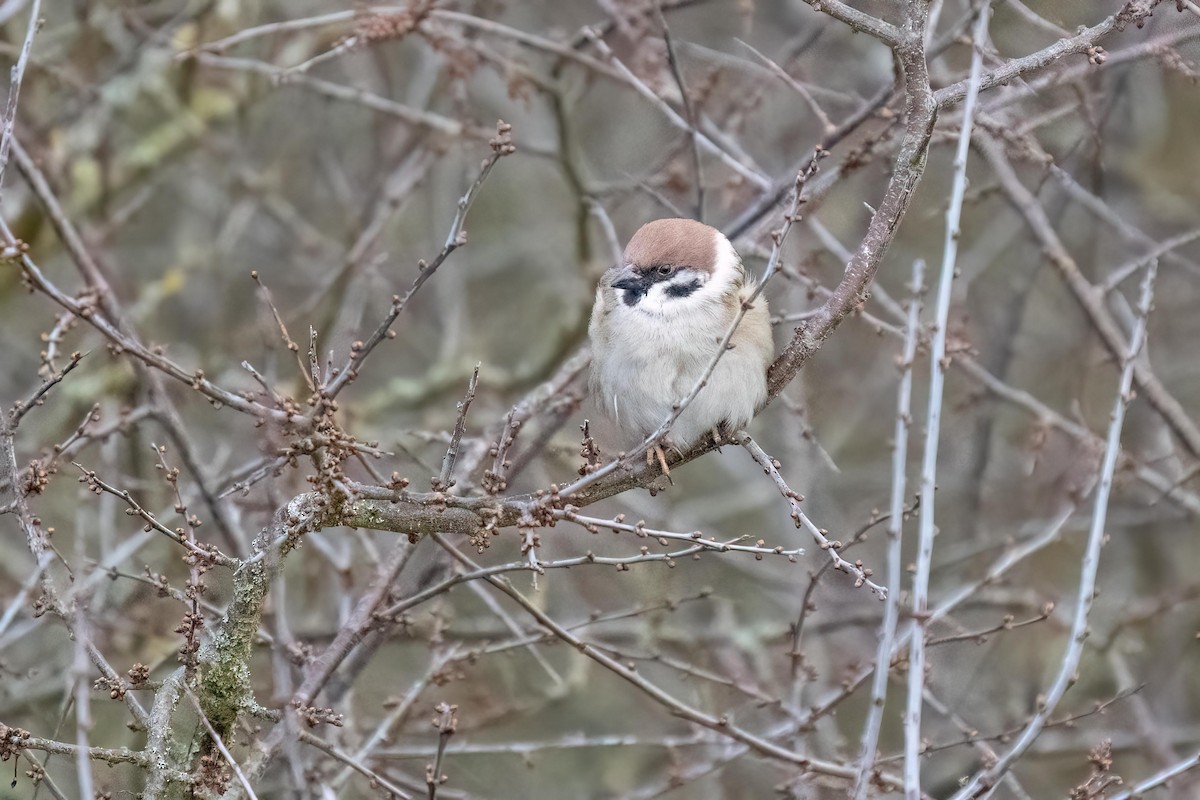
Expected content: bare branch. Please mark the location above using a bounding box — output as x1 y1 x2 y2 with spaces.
852 258 924 799
951 258 1160 799
738 431 886 597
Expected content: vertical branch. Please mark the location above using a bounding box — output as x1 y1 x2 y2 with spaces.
425 702 458 800
905 6 989 796
72 604 96 800
657 2 704 221
0 0 41 197
852 258 924 798
951 258 1159 797
436 364 480 491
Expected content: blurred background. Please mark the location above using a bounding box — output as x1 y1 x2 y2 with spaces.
1 0 1199 797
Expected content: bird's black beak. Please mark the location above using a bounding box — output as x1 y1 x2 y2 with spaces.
611 266 645 292
611 267 649 306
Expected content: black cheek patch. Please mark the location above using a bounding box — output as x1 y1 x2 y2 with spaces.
665 279 702 299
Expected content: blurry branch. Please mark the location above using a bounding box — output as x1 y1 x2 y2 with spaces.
908 6 990 795
736 38 837 135
979 18 1200 117
1046 164 1200 279
431 533 905 790
189 2 706 58
977 130 1200 459
583 31 770 190
1110 749 1200 799
324 121 515 399
933 0 1166 108
1100 227 1200 293
188 9 365 52
798 0 901 46
0 0 39 196
951 259 1159 798
1006 0 1070 36
5 143 288 425
297 150 436 317
657 3 705 220
190 53 491 139
297 729 419 799
914 688 1036 800
376 731 715 759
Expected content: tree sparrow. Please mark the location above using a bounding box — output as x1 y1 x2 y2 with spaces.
588 218 774 473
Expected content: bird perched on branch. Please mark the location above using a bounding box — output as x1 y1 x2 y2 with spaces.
588 218 774 475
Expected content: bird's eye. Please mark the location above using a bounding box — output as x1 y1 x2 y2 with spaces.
656 265 676 277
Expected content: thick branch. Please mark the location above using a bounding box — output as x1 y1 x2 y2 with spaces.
767 35 935 396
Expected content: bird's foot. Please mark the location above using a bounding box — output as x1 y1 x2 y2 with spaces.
646 440 676 485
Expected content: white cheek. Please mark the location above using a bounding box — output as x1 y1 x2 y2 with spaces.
641 284 671 314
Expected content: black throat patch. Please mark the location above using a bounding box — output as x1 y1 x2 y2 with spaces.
621 286 648 306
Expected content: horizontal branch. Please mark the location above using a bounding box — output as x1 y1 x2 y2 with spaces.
933 0 1164 109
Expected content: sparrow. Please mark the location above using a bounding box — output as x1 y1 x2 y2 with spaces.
588 217 774 474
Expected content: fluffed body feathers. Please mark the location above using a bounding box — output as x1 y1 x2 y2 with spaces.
588 218 773 450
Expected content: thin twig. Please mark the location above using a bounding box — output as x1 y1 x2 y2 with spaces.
297 730 415 799
0 0 40 197
852 258 924 799
657 2 704 220
9 351 84 427
323 123 514 399
431 533 903 789
437 365 480 490
187 690 259 799
426 701 458 800
737 431 886 598
556 509 803 560
951 259 1159 798
583 29 769 190
71 463 234 566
